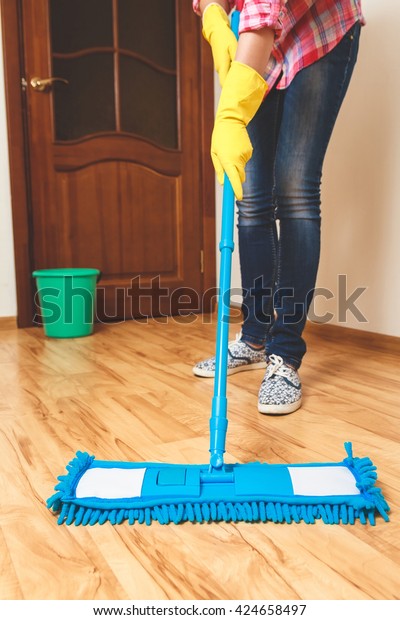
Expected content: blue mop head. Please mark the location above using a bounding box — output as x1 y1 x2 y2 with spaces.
47 443 389 526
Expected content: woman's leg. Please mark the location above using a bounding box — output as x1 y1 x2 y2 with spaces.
267 23 361 369
237 85 283 346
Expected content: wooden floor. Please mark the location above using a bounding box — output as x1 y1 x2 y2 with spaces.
0 314 399 600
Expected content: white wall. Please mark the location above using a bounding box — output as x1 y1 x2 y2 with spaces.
0 18 17 318
216 0 400 337
315 0 400 336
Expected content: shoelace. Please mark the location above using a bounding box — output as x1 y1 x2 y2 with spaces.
265 354 293 379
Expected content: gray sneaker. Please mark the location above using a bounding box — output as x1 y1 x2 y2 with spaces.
193 335 267 378
258 354 302 415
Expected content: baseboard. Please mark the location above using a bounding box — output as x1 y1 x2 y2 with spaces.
0 316 17 330
305 320 400 353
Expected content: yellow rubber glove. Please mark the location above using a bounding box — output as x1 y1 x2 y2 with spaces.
211 61 268 200
202 4 238 87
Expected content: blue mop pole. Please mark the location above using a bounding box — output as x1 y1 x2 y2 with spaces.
209 10 240 470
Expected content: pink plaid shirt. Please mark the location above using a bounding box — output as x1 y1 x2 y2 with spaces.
194 1 365 90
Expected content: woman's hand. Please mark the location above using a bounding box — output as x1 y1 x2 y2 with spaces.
211 61 268 200
202 4 238 87
211 26 274 199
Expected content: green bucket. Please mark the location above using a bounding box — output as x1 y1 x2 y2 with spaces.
32 268 101 338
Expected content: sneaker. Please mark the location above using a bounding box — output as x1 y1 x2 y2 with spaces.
193 334 267 378
258 354 302 415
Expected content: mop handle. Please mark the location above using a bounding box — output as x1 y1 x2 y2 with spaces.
209 10 240 470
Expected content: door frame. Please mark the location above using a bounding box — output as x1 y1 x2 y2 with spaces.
1 0 216 327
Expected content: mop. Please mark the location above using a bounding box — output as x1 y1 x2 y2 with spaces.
47 12 389 528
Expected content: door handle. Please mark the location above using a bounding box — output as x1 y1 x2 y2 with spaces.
30 76 69 92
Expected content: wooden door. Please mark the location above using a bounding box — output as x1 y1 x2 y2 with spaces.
17 0 214 322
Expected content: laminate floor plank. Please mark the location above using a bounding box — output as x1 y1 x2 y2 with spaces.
0 317 398 600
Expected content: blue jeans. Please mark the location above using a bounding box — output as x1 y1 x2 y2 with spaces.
237 23 361 369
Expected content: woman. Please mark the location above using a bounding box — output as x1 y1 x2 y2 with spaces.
193 0 363 414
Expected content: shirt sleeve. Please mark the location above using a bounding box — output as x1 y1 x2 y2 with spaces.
192 1 286 37
192 1 237 17
239 1 286 35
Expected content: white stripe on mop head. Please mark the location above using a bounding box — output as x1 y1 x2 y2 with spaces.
288 466 359 497
75 467 147 500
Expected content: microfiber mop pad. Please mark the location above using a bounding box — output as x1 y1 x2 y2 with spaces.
47 443 389 526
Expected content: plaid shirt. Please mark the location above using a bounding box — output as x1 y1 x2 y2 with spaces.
194 1 365 90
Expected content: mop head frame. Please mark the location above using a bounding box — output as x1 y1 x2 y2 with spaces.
47 443 389 526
